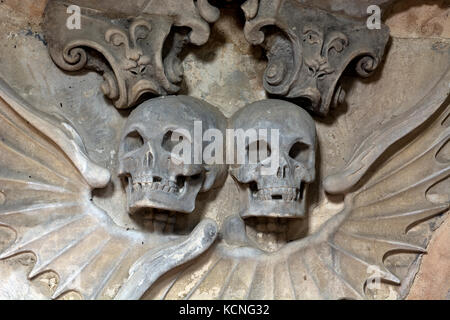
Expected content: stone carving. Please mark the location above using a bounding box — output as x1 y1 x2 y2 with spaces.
241 0 390 115
43 0 220 109
146 94 449 299
0 79 218 300
229 100 316 251
0 0 448 301
324 65 450 194
118 95 228 215
0 78 110 189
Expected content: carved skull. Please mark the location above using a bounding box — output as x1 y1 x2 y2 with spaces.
118 96 227 215
230 100 316 220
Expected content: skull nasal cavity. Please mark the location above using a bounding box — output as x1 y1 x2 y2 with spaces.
124 131 144 153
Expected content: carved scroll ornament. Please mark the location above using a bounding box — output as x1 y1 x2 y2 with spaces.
43 0 220 109
241 0 390 116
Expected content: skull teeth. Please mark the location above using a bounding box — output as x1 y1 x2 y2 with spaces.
131 180 179 194
254 187 299 201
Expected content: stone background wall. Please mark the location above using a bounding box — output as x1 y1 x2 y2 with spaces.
0 0 448 299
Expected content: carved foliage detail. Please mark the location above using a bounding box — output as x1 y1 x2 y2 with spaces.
242 0 390 116
44 0 219 109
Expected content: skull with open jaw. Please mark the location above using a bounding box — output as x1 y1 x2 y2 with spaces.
230 99 317 251
118 96 227 233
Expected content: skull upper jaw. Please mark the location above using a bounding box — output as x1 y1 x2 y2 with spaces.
125 175 203 214
239 183 307 220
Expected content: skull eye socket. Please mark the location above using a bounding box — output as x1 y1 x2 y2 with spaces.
124 130 144 153
247 140 271 162
162 130 187 153
289 141 310 163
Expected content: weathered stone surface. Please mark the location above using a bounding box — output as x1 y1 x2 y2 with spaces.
386 0 450 38
0 0 448 300
407 215 450 300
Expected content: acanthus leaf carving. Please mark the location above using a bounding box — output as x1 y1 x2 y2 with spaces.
241 0 390 116
43 0 220 109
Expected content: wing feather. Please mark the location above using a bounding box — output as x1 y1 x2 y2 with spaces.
273 259 296 299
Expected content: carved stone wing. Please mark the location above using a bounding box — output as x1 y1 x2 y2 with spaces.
317 99 449 299
0 79 216 299
145 73 449 301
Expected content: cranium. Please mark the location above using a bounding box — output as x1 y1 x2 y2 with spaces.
230 99 316 248
118 96 227 225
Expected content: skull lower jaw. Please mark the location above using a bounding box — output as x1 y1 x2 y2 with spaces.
244 215 309 252
239 184 308 252
244 216 302 253
128 193 194 214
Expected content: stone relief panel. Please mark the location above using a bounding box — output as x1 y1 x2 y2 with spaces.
0 0 448 300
